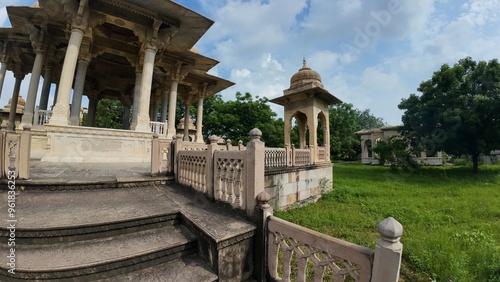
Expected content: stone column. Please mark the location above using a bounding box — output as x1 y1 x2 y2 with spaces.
87 95 98 127
166 80 179 139
7 74 24 131
49 28 85 126
133 45 156 132
195 97 204 143
130 69 142 129
69 58 89 125
39 67 52 110
0 61 7 100
160 86 169 122
52 83 59 109
122 104 131 130
183 101 191 141
20 50 45 128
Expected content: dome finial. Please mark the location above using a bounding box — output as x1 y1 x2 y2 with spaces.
302 57 307 68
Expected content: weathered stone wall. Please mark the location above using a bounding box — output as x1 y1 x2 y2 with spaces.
265 164 333 209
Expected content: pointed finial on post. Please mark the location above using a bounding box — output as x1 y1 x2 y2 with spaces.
303 57 307 68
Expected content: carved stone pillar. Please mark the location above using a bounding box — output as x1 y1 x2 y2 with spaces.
39 66 52 110
133 45 157 132
0 61 7 100
160 85 169 122
69 58 90 125
20 50 45 128
49 28 85 126
166 80 179 139
195 97 204 143
87 94 98 127
130 69 143 129
183 100 191 141
7 74 24 131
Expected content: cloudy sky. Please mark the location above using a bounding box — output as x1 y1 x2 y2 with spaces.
1 0 500 125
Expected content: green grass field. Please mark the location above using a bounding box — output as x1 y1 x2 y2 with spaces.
274 163 500 281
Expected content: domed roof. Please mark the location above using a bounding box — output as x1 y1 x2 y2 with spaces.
290 58 323 89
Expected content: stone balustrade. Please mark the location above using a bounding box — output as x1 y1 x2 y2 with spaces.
34 106 52 127
265 145 313 168
254 192 403 282
149 121 167 136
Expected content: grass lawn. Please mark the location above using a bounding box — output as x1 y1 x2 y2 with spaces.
274 163 500 281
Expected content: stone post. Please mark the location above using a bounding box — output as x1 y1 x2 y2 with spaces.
151 133 160 176
166 80 178 139
133 45 156 132
0 61 7 100
7 74 24 131
69 58 90 125
206 135 219 200
50 28 85 126
20 50 45 128
254 191 273 281
130 69 143 129
39 66 52 110
371 217 403 282
18 124 31 180
245 128 265 217
195 97 204 143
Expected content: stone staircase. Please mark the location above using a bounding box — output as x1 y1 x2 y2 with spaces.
0 183 256 281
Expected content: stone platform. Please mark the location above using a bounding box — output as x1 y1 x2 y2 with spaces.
0 162 256 281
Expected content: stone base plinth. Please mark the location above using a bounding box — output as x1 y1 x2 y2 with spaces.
41 125 153 162
265 163 333 209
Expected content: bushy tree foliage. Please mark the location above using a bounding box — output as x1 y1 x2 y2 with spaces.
399 57 500 173
373 136 419 172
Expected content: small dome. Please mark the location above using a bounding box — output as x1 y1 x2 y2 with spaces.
289 58 323 89
7 95 25 106
32 1 40 8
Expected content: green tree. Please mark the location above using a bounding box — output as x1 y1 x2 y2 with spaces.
399 57 500 173
94 98 124 129
373 136 419 172
202 92 284 147
329 103 385 160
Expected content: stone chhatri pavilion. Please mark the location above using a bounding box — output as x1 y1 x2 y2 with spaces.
0 0 233 162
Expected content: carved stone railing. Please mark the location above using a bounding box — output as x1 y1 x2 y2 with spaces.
265 148 287 168
254 192 404 282
317 146 327 162
214 150 246 209
34 106 52 127
149 121 167 136
178 150 208 194
265 145 313 168
0 124 31 180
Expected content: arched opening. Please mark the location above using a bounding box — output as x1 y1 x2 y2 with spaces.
289 111 308 148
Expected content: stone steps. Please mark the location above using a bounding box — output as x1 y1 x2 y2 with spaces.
0 224 200 280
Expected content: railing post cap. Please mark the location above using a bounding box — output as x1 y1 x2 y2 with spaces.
23 124 32 131
1 124 7 131
153 133 159 138
209 135 219 144
249 128 262 140
238 140 243 145
378 217 403 242
176 133 183 139
257 191 271 203
226 139 231 144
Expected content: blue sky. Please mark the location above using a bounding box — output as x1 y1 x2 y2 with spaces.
2 0 500 125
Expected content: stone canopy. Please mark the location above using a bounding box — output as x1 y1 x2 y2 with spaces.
0 0 233 137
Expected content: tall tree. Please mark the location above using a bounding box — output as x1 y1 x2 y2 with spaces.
202 92 284 147
399 57 500 173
